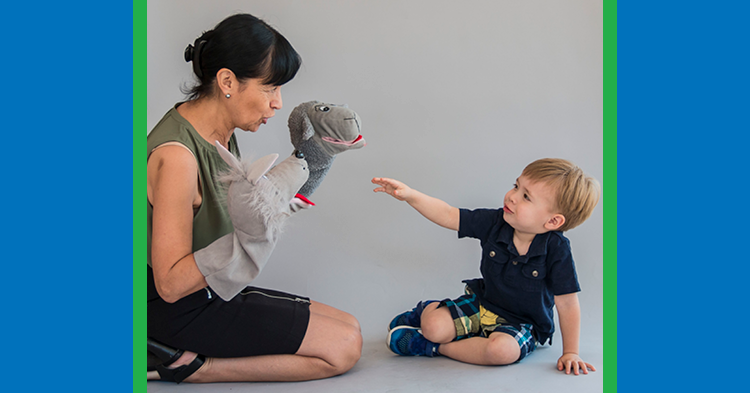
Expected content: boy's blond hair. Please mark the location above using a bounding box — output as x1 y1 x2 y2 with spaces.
521 158 600 232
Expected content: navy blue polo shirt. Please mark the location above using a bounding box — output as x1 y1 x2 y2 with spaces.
459 208 580 345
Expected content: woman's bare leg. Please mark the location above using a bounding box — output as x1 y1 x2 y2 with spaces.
308 300 361 331
148 301 362 383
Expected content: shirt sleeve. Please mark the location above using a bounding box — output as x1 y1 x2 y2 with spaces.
458 208 502 243
546 234 581 296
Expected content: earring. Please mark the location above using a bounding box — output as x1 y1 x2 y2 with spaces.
225 94 231 98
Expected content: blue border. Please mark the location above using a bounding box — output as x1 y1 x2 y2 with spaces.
3 2 133 392
618 1 747 391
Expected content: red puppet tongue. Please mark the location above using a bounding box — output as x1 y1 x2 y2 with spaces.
321 134 364 146
294 193 315 206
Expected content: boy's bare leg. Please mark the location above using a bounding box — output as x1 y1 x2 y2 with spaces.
148 301 362 383
438 333 520 365
419 302 457 343
419 302 520 366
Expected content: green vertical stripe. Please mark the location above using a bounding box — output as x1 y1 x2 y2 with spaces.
133 0 146 392
603 0 617 392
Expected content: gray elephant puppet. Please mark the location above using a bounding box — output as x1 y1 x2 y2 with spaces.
193 101 366 301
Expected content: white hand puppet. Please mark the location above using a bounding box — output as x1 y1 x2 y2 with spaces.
193 142 311 301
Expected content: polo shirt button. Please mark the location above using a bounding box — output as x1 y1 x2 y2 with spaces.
512 261 518 265
532 270 539 277
489 251 496 257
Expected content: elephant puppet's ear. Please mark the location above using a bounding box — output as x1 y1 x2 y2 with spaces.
214 141 243 172
246 154 279 185
302 114 315 140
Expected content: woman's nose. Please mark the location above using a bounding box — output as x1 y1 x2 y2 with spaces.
271 88 282 110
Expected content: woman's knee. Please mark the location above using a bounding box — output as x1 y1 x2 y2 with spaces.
341 311 361 332
328 324 362 375
298 311 362 376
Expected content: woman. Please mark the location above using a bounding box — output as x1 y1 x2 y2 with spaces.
146 13 362 383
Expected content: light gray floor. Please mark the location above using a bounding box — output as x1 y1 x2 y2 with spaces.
147 325 603 393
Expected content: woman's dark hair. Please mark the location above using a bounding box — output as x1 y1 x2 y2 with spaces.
183 13 301 100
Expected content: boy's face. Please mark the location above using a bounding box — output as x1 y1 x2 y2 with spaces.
502 176 564 235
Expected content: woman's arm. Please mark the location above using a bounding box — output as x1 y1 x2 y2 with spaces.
148 145 209 303
372 177 459 231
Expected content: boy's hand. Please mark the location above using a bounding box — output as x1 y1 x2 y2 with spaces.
557 353 596 376
372 177 413 201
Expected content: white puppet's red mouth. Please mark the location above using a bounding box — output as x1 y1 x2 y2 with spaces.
294 193 315 206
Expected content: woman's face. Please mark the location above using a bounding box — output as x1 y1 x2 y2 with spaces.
231 78 283 132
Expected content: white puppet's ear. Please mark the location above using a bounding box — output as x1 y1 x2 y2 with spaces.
246 153 279 185
214 141 243 172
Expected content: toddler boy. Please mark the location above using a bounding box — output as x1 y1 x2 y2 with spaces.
372 158 600 375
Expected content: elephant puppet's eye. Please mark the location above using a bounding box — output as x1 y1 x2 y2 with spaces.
316 105 331 112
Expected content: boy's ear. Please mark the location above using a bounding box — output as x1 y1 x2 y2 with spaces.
545 214 565 231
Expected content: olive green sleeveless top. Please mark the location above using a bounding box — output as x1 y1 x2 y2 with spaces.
146 105 240 267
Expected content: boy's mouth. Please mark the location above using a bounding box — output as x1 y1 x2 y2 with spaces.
503 205 513 214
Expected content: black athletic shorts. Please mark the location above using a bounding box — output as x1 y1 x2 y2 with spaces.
147 267 311 358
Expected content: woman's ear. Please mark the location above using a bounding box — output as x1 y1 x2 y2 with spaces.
545 214 565 231
216 68 236 97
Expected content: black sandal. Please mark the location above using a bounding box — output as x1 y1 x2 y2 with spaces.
147 338 205 383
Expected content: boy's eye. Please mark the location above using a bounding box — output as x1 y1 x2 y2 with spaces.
513 183 518 189
524 194 530 201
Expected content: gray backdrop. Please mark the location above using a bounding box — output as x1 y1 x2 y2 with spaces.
147 0 603 344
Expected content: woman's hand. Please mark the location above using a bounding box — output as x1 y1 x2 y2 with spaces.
371 177 414 202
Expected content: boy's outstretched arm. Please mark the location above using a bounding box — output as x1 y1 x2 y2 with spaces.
554 293 596 375
372 177 459 231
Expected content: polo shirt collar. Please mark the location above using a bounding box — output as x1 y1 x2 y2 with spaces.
497 222 551 259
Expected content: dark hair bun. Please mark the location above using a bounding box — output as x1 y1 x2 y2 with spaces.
184 44 195 63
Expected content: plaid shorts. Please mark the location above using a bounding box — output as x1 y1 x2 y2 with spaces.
438 286 537 362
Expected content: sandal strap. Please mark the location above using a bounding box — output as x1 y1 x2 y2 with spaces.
147 338 184 367
155 354 206 384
